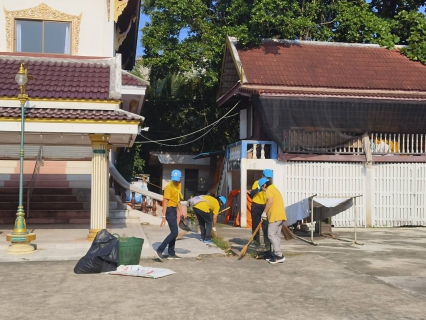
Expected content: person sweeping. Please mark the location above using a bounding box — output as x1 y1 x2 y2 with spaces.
155 169 186 261
258 177 287 264
248 169 273 254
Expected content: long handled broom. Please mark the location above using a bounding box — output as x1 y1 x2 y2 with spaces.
282 224 295 240
239 220 263 258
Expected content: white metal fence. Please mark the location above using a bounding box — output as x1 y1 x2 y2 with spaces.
282 161 426 227
282 162 365 227
373 163 426 226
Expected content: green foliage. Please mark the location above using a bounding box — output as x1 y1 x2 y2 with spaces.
115 144 145 182
140 0 426 82
132 144 145 177
138 70 239 153
396 10 426 64
137 0 426 155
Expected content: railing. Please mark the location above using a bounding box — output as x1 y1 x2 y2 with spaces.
109 162 163 211
27 146 43 218
281 131 426 155
226 140 278 161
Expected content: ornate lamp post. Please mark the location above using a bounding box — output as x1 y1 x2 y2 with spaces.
6 62 36 254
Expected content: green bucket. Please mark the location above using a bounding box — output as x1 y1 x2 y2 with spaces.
114 235 144 266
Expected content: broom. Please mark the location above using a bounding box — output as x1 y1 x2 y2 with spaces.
282 224 295 240
239 220 263 258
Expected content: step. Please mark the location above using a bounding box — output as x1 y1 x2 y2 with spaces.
0 194 80 202
0 202 87 210
109 209 139 224
0 218 91 224
0 188 75 195
6 174 91 181
0 210 90 219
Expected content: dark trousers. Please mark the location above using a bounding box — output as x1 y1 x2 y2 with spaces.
157 207 179 255
251 202 269 247
194 207 213 241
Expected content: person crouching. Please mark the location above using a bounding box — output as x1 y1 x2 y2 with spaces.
193 195 226 245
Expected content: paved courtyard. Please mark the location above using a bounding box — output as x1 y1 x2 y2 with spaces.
1 227 425 320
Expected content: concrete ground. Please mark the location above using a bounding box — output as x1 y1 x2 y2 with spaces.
0 224 425 319
0 222 223 262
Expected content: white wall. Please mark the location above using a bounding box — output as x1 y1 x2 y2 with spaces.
162 164 211 199
1 0 114 57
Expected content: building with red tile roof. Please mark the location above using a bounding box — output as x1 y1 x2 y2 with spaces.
217 36 426 229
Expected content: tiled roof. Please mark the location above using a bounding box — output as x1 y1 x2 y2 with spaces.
0 107 143 121
122 71 149 86
0 53 148 101
233 39 426 92
0 53 111 100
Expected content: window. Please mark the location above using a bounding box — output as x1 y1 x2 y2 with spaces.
15 20 71 54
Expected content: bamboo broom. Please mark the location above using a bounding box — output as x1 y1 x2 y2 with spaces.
282 224 295 240
239 220 263 258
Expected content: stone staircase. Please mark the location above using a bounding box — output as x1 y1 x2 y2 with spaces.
0 187 91 224
0 160 162 225
0 160 93 224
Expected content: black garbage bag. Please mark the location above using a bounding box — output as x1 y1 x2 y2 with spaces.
179 216 197 232
74 229 119 274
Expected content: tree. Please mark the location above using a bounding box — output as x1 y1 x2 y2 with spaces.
137 71 239 154
137 0 426 159
140 0 426 84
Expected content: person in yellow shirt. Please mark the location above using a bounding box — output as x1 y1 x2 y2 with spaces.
191 195 226 244
156 169 186 261
258 177 287 264
248 169 273 248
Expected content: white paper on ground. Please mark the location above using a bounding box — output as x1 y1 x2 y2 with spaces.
102 265 175 279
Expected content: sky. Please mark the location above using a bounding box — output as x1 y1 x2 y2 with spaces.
136 14 149 57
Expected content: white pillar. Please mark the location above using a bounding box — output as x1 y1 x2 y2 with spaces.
106 144 112 225
365 165 373 227
240 158 248 228
88 134 110 240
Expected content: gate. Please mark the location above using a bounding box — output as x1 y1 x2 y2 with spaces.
373 163 426 226
282 162 365 227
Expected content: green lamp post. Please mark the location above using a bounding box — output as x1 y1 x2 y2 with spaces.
6 62 36 254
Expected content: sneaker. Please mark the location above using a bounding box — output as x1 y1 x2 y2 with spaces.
155 250 164 262
167 254 182 260
261 251 273 261
268 256 285 264
203 240 214 245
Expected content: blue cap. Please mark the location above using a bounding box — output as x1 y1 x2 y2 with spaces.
219 196 226 205
263 169 273 178
171 169 182 182
258 177 269 190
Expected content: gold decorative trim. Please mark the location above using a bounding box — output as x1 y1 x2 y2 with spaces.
4 3 82 54
107 0 110 21
114 0 129 23
0 97 120 103
0 118 141 125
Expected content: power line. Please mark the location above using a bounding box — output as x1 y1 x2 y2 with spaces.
137 100 240 146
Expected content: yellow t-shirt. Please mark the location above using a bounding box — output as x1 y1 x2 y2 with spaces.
265 184 287 222
163 181 182 207
251 180 266 205
194 195 220 215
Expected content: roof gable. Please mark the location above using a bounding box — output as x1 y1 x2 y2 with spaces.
222 37 426 93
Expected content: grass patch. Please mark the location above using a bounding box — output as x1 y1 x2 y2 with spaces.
212 232 231 252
